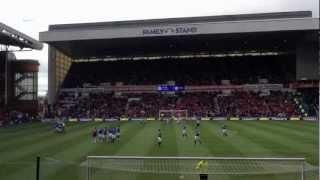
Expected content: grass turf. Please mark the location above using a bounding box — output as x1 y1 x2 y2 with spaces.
0 121 318 180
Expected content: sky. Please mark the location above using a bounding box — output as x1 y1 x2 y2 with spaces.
0 0 319 96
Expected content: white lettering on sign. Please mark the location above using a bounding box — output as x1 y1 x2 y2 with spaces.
142 27 198 35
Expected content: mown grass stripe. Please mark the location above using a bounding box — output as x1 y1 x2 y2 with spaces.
0 122 95 162
39 121 142 180
135 121 179 180
270 121 318 135
205 121 280 180
242 121 318 153
0 123 83 153
0 121 317 180
247 121 317 147
231 122 318 165
0 122 97 179
204 121 271 156
199 122 233 180
255 121 318 138
0 122 44 133
0 123 54 141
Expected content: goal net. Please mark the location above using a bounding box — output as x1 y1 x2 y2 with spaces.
86 156 310 180
159 110 188 121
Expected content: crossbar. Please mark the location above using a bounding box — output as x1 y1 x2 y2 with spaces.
87 156 305 161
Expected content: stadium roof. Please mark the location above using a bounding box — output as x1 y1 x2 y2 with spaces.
0 22 43 50
40 11 319 58
48 11 313 30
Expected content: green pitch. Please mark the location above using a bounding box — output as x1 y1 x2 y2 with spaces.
0 121 318 180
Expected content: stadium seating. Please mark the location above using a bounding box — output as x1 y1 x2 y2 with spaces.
297 88 318 116
54 56 318 120
57 93 127 119
0 110 4 126
62 56 295 88
57 91 307 119
0 74 4 107
0 109 32 126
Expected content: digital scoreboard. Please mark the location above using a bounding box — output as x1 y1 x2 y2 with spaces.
157 85 185 92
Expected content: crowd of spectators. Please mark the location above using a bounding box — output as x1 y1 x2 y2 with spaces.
57 93 127 119
56 90 303 119
0 110 7 126
0 71 4 107
52 55 317 120
297 88 319 116
216 91 299 117
0 109 34 127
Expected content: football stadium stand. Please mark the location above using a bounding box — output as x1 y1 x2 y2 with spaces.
0 22 42 125
61 56 295 88
39 11 319 121
55 90 311 119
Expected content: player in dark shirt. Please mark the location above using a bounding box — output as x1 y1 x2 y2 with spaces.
182 126 187 138
196 119 200 127
157 135 162 147
116 126 120 141
55 122 64 133
158 128 162 137
194 131 201 145
222 124 228 136
92 127 97 143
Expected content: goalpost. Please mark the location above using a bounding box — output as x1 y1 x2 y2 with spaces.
86 156 307 180
159 110 188 122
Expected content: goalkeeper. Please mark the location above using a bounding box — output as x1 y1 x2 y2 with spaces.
195 160 208 180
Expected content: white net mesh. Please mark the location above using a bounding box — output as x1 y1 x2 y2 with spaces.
86 156 313 180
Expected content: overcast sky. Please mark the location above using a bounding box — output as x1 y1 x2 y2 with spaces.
0 0 319 95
